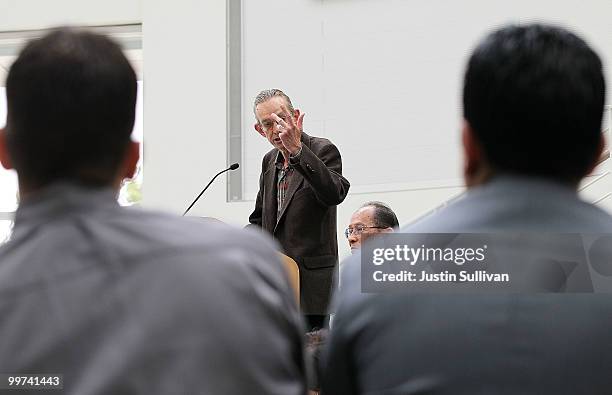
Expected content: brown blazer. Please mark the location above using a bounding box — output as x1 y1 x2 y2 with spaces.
249 132 350 315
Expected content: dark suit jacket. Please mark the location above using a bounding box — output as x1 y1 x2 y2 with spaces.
249 132 350 315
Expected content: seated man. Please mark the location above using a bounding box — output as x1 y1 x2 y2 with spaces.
323 23 612 394
345 201 399 252
0 28 305 394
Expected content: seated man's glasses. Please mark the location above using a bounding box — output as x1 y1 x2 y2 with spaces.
344 225 386 238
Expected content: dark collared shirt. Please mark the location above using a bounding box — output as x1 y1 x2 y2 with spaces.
275 151 294 221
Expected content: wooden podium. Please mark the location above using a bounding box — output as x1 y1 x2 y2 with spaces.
279 253 300 306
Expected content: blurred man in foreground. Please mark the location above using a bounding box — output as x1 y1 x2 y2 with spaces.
0 28 305 394
323 23 612 394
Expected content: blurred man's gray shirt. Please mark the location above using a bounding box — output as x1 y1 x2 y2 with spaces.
0 183 306 395
324 176 612 394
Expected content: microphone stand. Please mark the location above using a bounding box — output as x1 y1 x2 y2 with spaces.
183 163 239 216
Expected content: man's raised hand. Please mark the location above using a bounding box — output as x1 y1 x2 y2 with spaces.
272 104 304 156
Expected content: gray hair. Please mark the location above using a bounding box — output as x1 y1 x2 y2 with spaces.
360 201 400 229
253 89 295 119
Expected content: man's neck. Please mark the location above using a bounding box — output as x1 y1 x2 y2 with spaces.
467 171 580 191
18 178 121 201
279 149 290 167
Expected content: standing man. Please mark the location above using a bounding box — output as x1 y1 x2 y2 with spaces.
249 89 350 330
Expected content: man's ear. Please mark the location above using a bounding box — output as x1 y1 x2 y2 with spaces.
0 128 14 170
254 123 266 138
462 120 486 186
122 140 140 179
585 133 607 176
293 108 301 120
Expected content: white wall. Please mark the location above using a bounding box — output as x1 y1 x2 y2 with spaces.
0 0 141 30
142 0 464 260
142 0 612 259
240 0 612 202
142 1 240 215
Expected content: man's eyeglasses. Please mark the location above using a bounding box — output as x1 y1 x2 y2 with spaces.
344 225 386 238
260 116 288 132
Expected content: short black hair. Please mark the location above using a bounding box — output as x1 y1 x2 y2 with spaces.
463 23 605 183
361 201 399 229
5 27 137 188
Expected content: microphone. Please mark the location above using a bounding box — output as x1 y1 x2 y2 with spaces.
183 163 240 216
